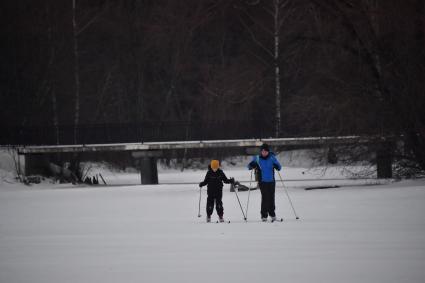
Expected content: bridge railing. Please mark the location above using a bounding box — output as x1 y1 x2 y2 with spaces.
0 121 310 145
1 120 381 146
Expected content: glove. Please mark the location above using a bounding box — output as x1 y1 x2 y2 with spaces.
229 177 235 184
248 162 258 170
248 164 256 170
199 182 203 188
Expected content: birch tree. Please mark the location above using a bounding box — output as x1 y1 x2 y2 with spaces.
71 0 109 144
71 0 80 144
235 0 293 137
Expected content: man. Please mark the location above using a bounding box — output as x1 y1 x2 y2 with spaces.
248 143 282 221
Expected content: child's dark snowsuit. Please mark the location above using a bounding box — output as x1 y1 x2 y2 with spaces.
199 166 232 217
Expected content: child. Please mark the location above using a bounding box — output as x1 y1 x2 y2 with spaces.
199 160 234 222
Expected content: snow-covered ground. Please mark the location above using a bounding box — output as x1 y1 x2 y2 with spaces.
1 147 424 282
1 166 425 283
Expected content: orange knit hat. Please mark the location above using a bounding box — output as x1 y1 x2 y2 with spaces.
210 160 220 170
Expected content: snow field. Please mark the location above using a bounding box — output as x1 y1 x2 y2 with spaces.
1 177 425 283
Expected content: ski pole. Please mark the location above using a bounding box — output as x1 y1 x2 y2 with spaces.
277 171 300 220
233 183 247 221
197 187 202 218
245 170 253 220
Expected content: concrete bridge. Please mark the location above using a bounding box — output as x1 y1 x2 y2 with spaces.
17 136 394 184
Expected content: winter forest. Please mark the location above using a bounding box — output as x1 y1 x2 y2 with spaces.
2 2 425 282
1 0 425 172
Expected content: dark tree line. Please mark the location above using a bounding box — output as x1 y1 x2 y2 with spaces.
1 0 424 170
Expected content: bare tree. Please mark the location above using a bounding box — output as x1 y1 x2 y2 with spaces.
71 0 81 144
71 0 109 144
234 0 294 137
308 0 425 171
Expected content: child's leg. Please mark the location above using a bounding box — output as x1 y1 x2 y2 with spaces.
206 194 214 217
215 190 224 217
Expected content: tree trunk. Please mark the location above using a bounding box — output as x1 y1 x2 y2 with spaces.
72 0 80 144
46 5 59 145
411 0 425 170
51 86 60 145
274 0 281 137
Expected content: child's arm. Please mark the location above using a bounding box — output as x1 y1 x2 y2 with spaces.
199 171 209 187
220 170 234 184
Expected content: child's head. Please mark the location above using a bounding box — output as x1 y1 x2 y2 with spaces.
210 160 220 172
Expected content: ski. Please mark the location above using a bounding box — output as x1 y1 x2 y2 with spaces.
216 220 231 223
260 218 284 223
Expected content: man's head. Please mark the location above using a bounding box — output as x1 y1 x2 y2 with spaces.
210 160 220 172
260 143 270 157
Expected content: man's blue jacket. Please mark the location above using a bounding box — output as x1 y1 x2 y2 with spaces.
248 153 281 182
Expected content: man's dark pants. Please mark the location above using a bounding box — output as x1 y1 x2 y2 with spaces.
259 182 276 218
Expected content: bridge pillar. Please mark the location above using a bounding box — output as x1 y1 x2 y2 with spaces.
376 142 393 179
132 151 162 185
139 157 158 184
24 154 49 176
